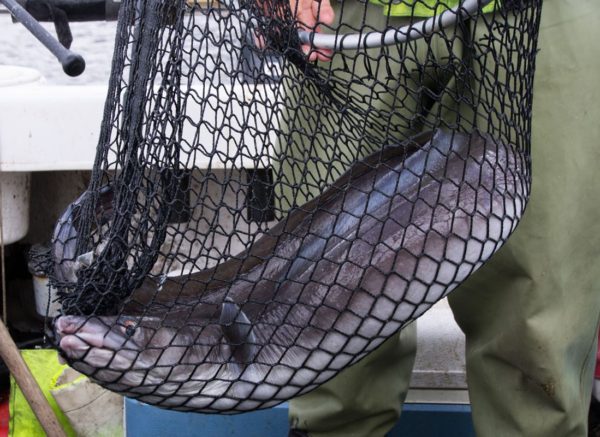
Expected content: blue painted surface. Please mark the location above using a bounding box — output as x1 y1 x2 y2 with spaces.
125 400 289 437
125 399 475 437
388 404 475 437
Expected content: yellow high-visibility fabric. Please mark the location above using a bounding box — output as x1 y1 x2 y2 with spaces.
9 350 78 437
368 0 496 17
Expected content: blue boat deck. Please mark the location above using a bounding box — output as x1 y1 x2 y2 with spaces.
125 399 475 437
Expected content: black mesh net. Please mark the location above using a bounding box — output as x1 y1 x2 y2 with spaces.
42 0 542 412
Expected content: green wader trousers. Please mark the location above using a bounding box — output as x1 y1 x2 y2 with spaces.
288 1 600 436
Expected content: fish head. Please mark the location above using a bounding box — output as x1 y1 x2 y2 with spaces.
53 313 184 386
53 311 229 388
53 299 260 391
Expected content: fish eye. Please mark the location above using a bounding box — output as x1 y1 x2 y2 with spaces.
122 320 137 337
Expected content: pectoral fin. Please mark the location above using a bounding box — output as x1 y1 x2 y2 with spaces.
76 251 94 268
67 251 95 279
219 297 257 364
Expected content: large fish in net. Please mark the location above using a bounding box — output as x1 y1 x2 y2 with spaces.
40 0 542 413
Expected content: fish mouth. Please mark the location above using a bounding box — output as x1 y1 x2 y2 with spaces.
54 315 111 359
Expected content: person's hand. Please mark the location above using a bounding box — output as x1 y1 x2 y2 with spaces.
290 0 335 62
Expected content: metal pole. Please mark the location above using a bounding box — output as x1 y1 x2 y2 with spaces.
0 0 85 76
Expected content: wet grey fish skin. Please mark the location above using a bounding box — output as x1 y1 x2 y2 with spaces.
52 190 90 284
52 185 114 284
54 129 528 412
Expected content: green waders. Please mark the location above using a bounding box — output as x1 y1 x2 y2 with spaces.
288 0 600 436
447 1 600 435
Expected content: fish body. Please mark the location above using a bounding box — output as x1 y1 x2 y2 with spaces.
51 186 114 284
54 130 528 412
52 190 90 284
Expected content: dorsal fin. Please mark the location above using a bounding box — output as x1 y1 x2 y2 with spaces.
219 297 257 364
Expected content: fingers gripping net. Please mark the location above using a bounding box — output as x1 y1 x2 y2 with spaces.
46 0 542 412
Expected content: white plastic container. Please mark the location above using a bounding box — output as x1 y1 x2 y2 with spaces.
0 172 30 245
32 273 60 317
0 65 43 244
